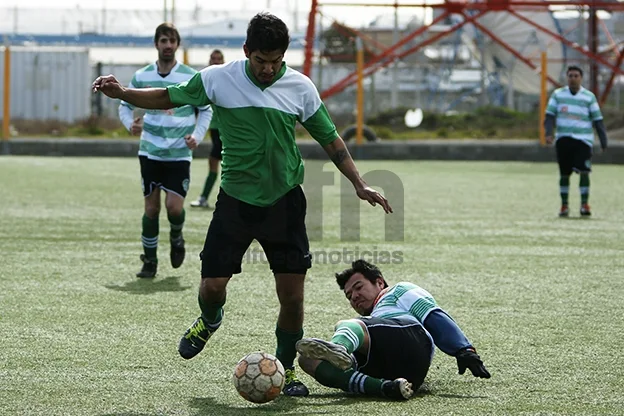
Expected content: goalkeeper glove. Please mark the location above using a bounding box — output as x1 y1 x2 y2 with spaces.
455 347 491 379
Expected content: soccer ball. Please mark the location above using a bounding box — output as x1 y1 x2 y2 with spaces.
232 351 285 404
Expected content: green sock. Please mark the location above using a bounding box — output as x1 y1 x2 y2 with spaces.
198 294 224 328
201 171 218 199
168 209 185 241
141 214 159 263
314 361 384 396
331 320 365 354
275 326 303 370
559 176 570 205
580 174 590 204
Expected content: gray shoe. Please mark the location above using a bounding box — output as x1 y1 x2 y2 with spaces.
295 338 354 370
190 197 209 208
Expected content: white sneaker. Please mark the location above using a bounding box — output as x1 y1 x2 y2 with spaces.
190 197 209 209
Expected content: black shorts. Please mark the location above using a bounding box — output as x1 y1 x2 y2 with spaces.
353 317 433 389
209 129 222 160
139 156 191 198
556 137 592 175
200 186 311 277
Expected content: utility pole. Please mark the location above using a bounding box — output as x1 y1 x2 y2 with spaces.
13 6 18 34
391 1 399 109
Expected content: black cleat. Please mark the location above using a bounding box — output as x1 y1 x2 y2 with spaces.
170 236 185 269
381 378 413 400
282 368 309 397
178 317 217 359
136 254 157 278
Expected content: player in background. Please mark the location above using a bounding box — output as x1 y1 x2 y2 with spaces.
545 65 608 217
94 12 391 397
190 49 225 209
118 23 212 278
296 259 491 400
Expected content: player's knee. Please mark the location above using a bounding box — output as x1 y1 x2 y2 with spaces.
199 278 228 300
334 318 364 331
144 206 160 218
165 201 183 216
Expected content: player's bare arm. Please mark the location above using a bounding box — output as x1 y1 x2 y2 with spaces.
92 75 174 109
323 137 393 214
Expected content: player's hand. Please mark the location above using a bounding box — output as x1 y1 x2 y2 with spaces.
185 134 198 150
456 347 491 379
355 185 393 214
92 75 124 99
545 135 554 145
130 117 143 136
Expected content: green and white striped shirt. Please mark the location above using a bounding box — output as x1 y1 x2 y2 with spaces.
546 86 603 147
371 282 441 324
120 62 211 162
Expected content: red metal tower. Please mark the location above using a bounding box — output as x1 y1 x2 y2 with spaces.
304 0 624 105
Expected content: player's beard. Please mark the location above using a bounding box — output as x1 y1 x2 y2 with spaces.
159 51 175 63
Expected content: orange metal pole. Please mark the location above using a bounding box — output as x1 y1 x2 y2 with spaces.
539 51 547 146
2 43 10 141
303 0 318 77
356 38 364 145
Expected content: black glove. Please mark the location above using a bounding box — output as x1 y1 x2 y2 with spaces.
455 347 491 379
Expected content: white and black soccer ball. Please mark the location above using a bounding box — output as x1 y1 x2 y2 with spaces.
232 351 285 404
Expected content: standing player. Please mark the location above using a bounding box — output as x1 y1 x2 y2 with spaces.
118 23 212 278
296 259 491 400
93 12 391 397
190 49 225 209
545 65 608 217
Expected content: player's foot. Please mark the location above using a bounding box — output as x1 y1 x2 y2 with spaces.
282 368 309 397
170 236 185 269
295 338 354 370
381 378 413 400
178 317 217 359
580 203 591 216
558 204 569 217
136 254 157 278
190 197 210 209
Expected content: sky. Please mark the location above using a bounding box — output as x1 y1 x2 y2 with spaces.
3 0 429 27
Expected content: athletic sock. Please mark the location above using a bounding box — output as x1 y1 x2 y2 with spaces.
198 294 224 330
201 171 218 199
168 209 185 241
314 361 384 395
141 214 159 262
275 326 303 370
559 176 570 205
331 320 365 354
580 174 590 204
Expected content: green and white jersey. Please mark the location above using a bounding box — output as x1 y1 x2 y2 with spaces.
120 62 211 162
167 59 339 207
546 86 603 147
371 282 441 324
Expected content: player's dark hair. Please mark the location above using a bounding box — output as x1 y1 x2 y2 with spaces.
336 259 388 290
154 23 181 45
567 65 583 77
211 49 224 58
245 12 290 53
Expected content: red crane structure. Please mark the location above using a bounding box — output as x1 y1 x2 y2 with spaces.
303 0 624 106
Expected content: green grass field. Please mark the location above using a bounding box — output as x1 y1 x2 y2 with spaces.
1 157 623 416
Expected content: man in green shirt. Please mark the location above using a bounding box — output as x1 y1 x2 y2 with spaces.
93 12 392 398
